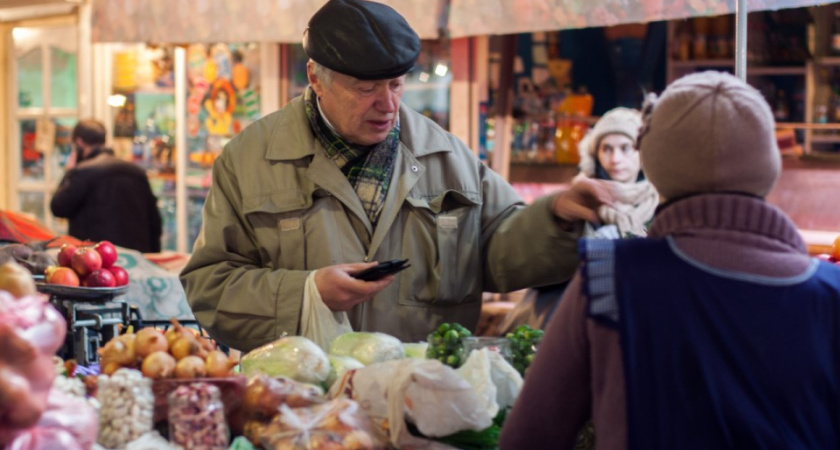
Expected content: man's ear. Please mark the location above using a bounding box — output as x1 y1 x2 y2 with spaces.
306 61 322 97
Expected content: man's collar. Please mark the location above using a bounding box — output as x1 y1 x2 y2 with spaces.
265 97 453 161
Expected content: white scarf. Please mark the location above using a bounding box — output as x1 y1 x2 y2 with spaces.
597 180 659 237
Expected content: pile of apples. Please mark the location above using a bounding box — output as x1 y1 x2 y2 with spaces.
44 241 128 288
98 319 237 380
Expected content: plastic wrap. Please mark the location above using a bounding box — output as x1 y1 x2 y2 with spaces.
328 332 405 366
241 336 330 386
258 398 387 450
0 290 67 447
168 382 229 449
96 368 154 449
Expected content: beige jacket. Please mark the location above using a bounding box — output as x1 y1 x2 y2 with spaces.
181 97 582 352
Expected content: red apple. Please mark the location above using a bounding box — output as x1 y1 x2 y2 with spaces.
84 268 115 288
57 244 78 268
46 266 80 287
108 266 129 287
71 247 102 277
94 241 118 269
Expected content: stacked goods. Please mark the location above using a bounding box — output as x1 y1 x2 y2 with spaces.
240 374 326 445
257 398 386 450
46 241 129 288
506 324 544 376
425 322 472 368
167 383 229 449
0 264 98 449
98 318 237 379
96 368 154 449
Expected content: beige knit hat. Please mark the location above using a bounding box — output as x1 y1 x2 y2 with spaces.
639 71 780 200
578 107 643 177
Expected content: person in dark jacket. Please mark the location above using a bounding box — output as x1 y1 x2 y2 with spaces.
51 119 162 253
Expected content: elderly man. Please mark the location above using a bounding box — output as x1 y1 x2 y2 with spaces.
181 0 613 352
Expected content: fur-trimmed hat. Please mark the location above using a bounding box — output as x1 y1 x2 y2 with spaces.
639 71 780 200
303 0 421 80
577 107 643 177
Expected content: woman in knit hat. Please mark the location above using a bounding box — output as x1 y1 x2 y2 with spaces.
501 107 658 333
574 106 658 238
500 71 840 449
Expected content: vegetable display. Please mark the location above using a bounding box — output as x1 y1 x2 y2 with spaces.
425 322 472 368
505 325 544 376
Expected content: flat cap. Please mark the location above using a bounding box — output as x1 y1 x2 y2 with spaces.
304 0 421 80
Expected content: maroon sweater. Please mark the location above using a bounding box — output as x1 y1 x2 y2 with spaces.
499 194 811 450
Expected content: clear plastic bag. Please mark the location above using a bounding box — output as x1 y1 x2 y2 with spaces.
168 382 229 449
258 398 386 450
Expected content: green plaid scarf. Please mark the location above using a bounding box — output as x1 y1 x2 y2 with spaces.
304 86 398 226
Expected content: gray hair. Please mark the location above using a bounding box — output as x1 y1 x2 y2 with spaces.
309 59 333 86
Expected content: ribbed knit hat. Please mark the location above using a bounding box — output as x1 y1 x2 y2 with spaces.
578 107 643 177
639 71 780 200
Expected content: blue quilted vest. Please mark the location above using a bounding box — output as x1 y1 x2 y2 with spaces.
581 237 840 450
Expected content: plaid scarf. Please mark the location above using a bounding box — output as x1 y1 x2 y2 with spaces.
304 87 398 226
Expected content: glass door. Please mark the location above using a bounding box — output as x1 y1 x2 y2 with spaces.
10 25 79 234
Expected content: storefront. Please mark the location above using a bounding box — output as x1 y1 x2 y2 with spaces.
2 0 839 251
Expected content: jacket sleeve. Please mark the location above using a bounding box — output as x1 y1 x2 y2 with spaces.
499 271 591 449
179 154 309 352
480 163 582 293
50 169 90 219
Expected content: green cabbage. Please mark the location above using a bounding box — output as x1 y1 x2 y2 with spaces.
325 354 365 388
240 336 330 385
329 331 405 366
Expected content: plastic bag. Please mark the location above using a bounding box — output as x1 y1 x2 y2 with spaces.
242 374 325 422
301 271 353 350
240 336 331 386
5 390 98 450
329 359 492 448
455 348 523 417
329 332 405 366
258 398 387 450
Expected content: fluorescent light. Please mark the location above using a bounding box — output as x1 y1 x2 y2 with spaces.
434 63 448 77
107 94 127 107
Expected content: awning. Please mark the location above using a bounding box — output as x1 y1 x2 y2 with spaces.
90 0 444 43
447 0 832 38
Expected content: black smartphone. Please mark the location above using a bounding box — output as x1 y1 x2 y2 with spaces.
353 258 410 281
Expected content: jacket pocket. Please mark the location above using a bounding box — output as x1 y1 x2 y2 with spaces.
242 191 309 270
400 190 482 306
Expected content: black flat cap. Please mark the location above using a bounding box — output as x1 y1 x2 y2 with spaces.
303 0 421 80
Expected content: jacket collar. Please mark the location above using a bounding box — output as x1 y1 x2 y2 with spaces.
264 96 453 161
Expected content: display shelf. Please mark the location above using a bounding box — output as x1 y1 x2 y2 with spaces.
809 134 840 144
747 66 808 76
814 57 840 66
670 59 734 69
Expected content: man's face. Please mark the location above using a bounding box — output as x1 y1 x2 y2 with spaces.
308 62 405 146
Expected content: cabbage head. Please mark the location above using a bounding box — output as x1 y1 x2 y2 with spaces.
240 336 330 385
329 331 405 366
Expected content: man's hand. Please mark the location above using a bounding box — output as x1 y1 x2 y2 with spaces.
551 178 616 225
313 262 395 312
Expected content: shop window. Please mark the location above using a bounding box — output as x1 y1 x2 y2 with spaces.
50 46 78 109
